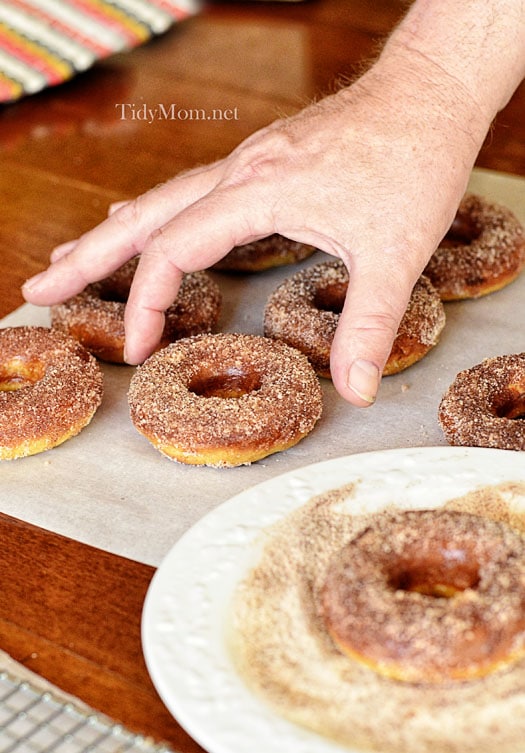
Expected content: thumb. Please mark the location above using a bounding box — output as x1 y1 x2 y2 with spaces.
330 261 415 407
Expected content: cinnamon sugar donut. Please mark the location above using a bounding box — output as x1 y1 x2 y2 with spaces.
438 353 525 451
424 193 525 300
213 234 316 272
0 326 103 460
128 333 322 467
264 260 445 377
321 509 525 684
51 257 222 363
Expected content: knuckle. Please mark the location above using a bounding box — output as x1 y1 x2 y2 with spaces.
351 310 400 342
143 225 171 261
112 198 142 233
223 124 294 187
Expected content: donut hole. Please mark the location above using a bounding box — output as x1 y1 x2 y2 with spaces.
388 552 480 598
496 390 525 420
98 279 130 304
188 367 262 399
313 282 347 315
440 214 481 248
0 358 45 391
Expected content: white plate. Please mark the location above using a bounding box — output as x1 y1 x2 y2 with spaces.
141 446 525 753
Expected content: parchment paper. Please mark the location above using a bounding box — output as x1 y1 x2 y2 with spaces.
1 168 525 567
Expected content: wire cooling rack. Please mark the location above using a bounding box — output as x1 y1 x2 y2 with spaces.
0 670 176 753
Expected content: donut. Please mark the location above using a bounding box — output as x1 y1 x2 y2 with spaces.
424 193 525 300
320 508 525 684
128 332 322 467
51 257 222 363
213 234 316 272
438 353 525 451
0 326 103 460
263 260 445 377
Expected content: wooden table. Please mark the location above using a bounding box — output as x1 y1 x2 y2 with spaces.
0 1 523 750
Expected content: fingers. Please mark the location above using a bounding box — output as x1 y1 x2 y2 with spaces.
46 199 131 266
108 200 129 215
330 256 416 407
124 182 273 364
50 240 78 263
22 165 224 306
22 213 135 305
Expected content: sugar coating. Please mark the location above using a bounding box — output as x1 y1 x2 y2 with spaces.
439 353 525 451
213 234 315 272
0 326 103 459
128 333 323 467
322 509 525 683
51 258 221 362
424 193 525 300
230 481 525 753
264 261 445 375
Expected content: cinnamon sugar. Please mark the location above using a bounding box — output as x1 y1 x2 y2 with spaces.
128 333 323 467
230 481 525 753
51 259 221 363
264 260 346 375
214 234 315 272
0 326 103 458
395 274 445 346
424 193 525 300
322 509 525 683
438 353 525 451
264 261 445 376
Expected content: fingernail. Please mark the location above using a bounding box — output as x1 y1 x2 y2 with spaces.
109 200 128 215
123 344 139 366
347 359 379 404
22 271 47 293
50 240 76 262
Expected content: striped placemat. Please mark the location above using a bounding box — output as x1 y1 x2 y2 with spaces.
0 0 200 103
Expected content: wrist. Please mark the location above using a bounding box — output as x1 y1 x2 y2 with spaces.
343 50 490 170
382 0 525 120
367 43 492 156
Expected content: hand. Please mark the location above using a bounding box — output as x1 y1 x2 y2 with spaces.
22 53 484 406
